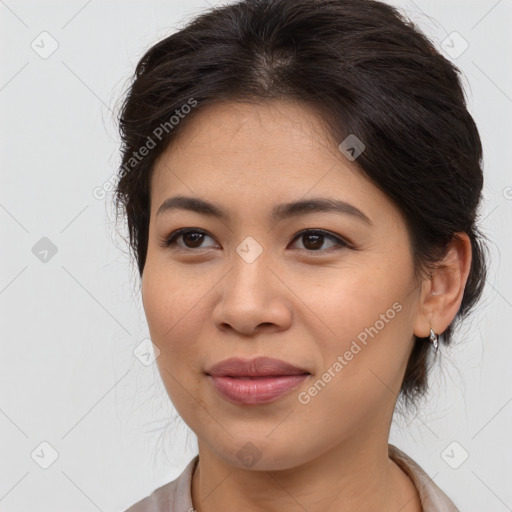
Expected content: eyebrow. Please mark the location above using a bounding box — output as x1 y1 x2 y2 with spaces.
156 195 372 225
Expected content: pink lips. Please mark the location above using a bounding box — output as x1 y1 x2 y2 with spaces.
205 356 310 405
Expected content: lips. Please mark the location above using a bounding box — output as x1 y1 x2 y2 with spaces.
205 356 310 378
205 357 310 405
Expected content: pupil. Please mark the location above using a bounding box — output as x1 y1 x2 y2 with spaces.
184 233 204 248
304 233 322 250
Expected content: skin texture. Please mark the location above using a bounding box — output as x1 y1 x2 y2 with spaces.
141 100 472 512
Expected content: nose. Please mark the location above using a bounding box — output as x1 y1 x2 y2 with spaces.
211 250 293 336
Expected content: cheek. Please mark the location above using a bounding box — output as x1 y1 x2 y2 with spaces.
313 270 392 339
142 263 198 341
142 267 205 409
313 270 411 383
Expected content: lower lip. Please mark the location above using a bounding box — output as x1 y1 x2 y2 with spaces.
208 374 309 404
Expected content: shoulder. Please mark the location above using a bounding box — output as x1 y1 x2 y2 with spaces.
122 455 199 512
389 444 460 512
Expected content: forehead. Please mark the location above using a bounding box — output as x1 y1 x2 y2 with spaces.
149 100 397 228
157 101 335 170
171 99 335 144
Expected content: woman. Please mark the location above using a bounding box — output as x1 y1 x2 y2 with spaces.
115 0 488 510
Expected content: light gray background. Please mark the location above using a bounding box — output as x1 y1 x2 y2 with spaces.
1 0 511 510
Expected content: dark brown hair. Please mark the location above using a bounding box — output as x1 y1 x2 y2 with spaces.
114 0 489 406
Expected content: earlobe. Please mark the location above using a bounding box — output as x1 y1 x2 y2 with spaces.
413 232 472 339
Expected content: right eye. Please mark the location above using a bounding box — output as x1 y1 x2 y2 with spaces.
161 228 218 251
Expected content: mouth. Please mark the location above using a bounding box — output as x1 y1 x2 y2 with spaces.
206 374 310 404
205 356 310 377
205 356 310 405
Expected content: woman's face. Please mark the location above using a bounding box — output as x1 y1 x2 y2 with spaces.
142 100 426 470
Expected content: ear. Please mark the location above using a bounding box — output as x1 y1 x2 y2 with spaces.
413 232 472 338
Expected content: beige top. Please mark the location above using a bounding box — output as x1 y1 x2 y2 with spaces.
123 444 459 511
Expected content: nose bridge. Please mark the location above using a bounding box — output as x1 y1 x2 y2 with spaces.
228 236 269 300
212 235 292 334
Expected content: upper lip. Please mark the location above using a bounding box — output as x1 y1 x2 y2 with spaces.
206 356 310 377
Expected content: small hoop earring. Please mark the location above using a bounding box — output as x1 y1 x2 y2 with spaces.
429 328 439 352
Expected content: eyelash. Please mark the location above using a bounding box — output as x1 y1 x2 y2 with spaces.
160 228 350 254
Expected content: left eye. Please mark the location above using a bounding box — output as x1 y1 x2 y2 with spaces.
290 229 348 252
161 228 348 252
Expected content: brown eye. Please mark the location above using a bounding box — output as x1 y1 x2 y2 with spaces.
290 229 347 252
162 228 217 250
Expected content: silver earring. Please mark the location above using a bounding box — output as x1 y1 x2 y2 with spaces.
429 328 439 352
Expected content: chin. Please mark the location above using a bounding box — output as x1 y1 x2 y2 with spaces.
206 436 310 472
